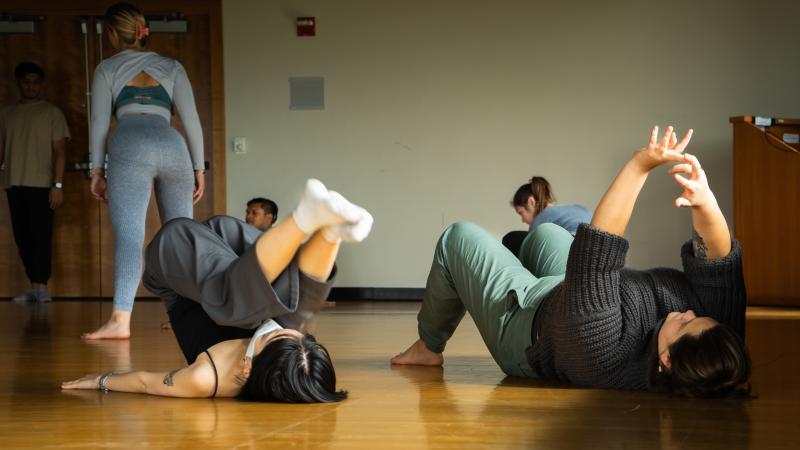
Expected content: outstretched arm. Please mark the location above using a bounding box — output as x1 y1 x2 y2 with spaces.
669 153 731 259
61 358 216 398
591 126 693 236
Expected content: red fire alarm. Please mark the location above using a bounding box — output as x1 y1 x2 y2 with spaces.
297 17 316 36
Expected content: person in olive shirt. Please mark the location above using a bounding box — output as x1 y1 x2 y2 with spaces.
0 62 70 303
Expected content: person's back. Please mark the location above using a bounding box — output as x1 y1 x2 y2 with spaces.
530 204 592 235
91 49 204 173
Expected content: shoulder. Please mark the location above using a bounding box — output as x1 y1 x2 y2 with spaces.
572 204 592 214
92 59 114 84
95 55 118 73
182 353 218 396
40 101 65 114
553 204 592 215
36 103 68 126
148 53 183 72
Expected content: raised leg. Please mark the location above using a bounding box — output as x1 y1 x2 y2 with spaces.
143 179 369 330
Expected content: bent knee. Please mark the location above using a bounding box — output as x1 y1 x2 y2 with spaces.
532 222 570 238
161 216 197 232
441 221 476 242
204 214 235 229
445 221 481 238
438 221 486 252
155 217 199 242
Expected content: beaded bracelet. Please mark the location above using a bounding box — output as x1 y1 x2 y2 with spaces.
98 371 119 393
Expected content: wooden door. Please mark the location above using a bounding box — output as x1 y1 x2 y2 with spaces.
0 1 225 299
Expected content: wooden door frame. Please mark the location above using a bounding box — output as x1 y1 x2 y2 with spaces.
3 0 226 215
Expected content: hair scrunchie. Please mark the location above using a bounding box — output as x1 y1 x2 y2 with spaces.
135 21 150 40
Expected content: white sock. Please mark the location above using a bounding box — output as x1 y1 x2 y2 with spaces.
293 180 365 234
321 207 374 243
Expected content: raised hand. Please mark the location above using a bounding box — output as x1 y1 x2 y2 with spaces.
668 153 715 208
633 126 693 172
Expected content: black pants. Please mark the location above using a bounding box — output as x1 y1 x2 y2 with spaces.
502 230 528 257
168 296 254 364
6 187 53 284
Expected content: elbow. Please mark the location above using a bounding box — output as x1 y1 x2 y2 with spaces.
137 373 153 394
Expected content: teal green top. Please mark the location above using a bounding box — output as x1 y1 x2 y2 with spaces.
114 85 172 112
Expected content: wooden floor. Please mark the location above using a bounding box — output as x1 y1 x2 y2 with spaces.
1 301 799 449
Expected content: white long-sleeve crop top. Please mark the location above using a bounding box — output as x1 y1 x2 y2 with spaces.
89 49 204 171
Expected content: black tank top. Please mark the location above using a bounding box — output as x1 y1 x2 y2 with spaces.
203 349 218 398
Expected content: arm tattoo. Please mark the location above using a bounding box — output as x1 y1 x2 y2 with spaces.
692 228 708 259
163 369 179 387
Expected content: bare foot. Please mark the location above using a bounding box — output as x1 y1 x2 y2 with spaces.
390 339 444 366
161 321 173 331
82 311 131 340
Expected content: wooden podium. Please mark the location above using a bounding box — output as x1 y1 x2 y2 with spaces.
730 116 800 306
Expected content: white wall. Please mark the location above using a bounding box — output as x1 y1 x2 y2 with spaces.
223 0 800 287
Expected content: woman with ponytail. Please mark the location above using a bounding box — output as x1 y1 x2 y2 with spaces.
84 2 205 339
502 176 592 256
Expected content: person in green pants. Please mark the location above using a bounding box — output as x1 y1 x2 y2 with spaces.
392 126 751 399
396 221 573 378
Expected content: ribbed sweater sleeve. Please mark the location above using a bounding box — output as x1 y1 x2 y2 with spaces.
681 239 746 337
563 223 630 317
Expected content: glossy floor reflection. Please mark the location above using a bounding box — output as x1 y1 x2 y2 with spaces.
0 301 798 449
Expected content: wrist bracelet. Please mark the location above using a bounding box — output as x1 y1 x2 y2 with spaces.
98 371 119 392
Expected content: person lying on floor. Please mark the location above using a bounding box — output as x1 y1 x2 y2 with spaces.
63 179 373 403
392 126 752 399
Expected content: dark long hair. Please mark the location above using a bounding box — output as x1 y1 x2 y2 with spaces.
511 176 554 216
650 324 752 399
237 333 347 403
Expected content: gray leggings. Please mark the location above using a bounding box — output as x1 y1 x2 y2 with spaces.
107 114 194 312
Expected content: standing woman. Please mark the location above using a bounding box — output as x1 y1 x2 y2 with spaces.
84 2 205 339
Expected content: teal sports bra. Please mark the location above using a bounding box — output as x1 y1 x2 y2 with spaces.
115 84 172 112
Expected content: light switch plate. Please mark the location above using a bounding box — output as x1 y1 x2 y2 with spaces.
233 137 247 154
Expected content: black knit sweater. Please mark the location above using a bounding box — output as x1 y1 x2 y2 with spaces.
526 223 745 391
